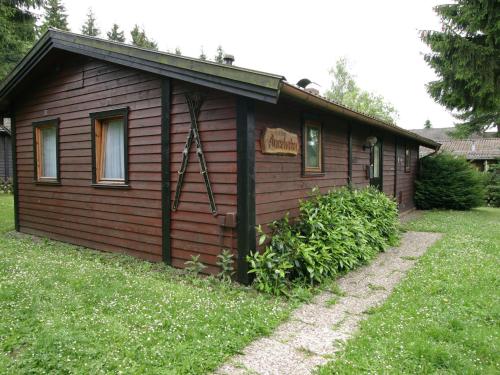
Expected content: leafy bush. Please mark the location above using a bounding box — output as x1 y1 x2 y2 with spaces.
0 178 13 194
184 255 206 275
247 187 400 295
216 249 235 283
485 162 500 207
415 153 485 210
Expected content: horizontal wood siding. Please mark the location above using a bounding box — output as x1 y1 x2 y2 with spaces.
396 142 419 211
169 81 237 273
14 54 163 261
255 97 414 229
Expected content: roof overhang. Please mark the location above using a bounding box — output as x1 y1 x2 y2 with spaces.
280 83 440 149
0 29 284 112
0 29 440 149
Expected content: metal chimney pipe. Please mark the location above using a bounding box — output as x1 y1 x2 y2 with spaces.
223 54 234 65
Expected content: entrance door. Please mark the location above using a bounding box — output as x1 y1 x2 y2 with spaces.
370 140 383 190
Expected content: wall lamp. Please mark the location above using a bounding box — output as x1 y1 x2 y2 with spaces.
363 136 378 150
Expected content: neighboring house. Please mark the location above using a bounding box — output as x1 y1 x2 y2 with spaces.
0 120 13 181
412 127 499 171
0 30 438 282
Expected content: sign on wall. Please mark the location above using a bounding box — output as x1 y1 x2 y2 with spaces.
260 128 299 155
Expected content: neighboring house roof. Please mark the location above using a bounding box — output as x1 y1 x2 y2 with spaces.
439 138 500 160
0 29 439 149
411 127 497 142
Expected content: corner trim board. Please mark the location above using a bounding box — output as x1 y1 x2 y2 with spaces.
348 124 353 185
161 78 171 264
236 97 256 285
11 113 19 231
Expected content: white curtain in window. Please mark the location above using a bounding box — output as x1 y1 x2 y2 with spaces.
103 119 124 179
41 127 57 178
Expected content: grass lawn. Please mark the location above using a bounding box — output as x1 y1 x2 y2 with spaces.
318 207 500 374
0 194 294 374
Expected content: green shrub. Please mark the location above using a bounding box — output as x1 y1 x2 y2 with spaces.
0 178 13 194
247 187 400 295
485 162 500 207
415 153 485 210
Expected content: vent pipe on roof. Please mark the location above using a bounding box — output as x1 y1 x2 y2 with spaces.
223 54 234 65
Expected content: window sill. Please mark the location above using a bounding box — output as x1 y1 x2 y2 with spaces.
302 172 325 178
92 183 130 189
34 180 61 186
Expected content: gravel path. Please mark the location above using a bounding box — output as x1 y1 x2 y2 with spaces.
215 231 442 375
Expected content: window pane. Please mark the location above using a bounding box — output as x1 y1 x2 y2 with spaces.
306 126 320 169
41 126 57 178
102 119 124 179
373 143 380 178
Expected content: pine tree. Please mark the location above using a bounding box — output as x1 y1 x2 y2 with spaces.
81 8 100 37
0 0 42 80
214 45 224 63
199 46 207 60
421 0 499 136
130 25 157 50
424 119 432 129
40 0 69 34
107 23 125 42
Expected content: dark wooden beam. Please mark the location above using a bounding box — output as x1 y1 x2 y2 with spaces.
236 97 256 285
348 124 353 185
161 78 172 264
10 111 19 231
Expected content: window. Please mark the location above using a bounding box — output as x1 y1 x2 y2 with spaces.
404 145 411 173
303 119 322 174
33 119 59 183
90 108 128 186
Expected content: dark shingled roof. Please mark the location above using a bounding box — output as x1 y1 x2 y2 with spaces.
439 138 500 160
0 29 439 148
411 127 497 142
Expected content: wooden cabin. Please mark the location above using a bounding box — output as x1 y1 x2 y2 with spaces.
0 30 439 282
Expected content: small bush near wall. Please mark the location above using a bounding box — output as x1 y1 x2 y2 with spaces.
415 153 485 210
0 178 13 194
247 187 400 296
485 163 500 207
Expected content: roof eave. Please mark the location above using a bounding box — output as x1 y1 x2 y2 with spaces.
280 83 440 149
0 29 284 109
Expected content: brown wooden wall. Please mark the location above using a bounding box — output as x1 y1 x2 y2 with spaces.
169 81 238 273
255 97 418 231
395 142 419 211
14 53 163 261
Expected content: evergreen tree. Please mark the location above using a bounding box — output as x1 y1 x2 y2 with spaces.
424 119 432 129
174 47 182 55
415 152 485 210
421 0 499 136
40 0 69 34
325 57 399 124
81 8 99 37
199 46 207 60
214 45 224 63
130 25 157 50
0 0 42 80
107 23 125 42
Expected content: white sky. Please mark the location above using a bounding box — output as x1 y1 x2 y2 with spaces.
56 0 457 130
